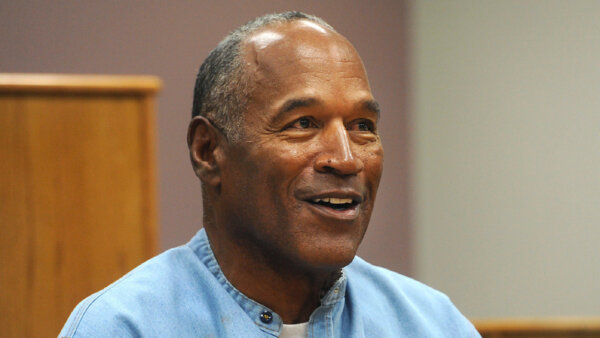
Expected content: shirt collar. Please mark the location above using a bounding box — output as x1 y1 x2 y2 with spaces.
189 228 347 334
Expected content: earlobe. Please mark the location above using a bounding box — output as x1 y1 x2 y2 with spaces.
187 116 222 187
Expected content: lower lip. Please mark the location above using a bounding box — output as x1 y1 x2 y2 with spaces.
304 201 360 220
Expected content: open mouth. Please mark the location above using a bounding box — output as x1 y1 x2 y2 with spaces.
307 197 359 211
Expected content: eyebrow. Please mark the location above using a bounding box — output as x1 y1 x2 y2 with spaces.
279 97 320 115
272 96 381 124
269 97 321 125
360 99 381 119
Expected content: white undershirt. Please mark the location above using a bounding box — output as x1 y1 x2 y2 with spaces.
279 322 309 338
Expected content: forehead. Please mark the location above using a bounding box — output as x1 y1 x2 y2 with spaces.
241 20 371 97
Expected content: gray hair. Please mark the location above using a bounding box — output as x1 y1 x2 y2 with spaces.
191 11 335 141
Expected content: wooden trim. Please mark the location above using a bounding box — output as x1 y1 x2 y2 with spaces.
473 317 600 333
138 95 160 257
0 73 162 94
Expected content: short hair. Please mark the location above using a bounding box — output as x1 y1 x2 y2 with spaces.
191 11 335 141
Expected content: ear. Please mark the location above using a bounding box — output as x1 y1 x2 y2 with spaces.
187 116 224 187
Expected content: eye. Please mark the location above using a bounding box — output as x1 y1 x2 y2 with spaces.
349 119 376 132
286 117 318 130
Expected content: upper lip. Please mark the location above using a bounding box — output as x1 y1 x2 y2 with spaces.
298 189 364 204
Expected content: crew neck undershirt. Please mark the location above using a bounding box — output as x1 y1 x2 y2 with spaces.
279 322 308 338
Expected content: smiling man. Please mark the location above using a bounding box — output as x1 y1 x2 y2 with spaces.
60 12 479 337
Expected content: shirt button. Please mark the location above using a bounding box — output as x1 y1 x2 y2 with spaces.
259 311 273 324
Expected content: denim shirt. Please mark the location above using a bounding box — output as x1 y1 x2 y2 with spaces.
60 229 480 337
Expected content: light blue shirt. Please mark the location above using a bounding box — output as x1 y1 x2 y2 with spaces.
60 229 480 337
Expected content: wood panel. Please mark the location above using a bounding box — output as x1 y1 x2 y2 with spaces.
0 74 161 337
474 317 600 338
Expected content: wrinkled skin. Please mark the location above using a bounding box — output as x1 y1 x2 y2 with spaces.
189 19 383 323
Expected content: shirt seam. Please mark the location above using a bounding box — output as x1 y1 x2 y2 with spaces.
63 271 137 337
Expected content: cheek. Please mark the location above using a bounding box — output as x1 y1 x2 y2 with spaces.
256 142 311 175
282 146 301 158
259 144 314 201
360 144 384 181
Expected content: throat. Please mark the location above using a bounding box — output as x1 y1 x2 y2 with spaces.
319 269 343 299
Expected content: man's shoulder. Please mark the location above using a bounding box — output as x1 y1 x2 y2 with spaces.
59 244 208 337
345 256 479 336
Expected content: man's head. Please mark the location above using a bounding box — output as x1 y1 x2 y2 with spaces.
188 12 383 275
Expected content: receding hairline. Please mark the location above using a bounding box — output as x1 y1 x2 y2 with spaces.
239 18 346 60
238 18 363 89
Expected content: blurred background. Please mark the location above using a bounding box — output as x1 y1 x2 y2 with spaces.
1 0 598 320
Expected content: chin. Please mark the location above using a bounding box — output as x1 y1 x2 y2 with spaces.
294 240 361 272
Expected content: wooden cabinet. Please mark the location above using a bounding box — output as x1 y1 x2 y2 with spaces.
474 317 600 338
0 74 161 337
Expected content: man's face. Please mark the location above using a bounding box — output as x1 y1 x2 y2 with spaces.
217 20 383 272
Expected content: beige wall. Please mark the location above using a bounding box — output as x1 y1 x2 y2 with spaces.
1 1 413 274
413 1 600 317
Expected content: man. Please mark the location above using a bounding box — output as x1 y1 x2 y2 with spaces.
61 12 479 337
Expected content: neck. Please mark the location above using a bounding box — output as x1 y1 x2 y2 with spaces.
204 225 341 323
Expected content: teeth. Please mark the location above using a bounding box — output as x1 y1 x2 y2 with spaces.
312 198 353 204
330 198 352 204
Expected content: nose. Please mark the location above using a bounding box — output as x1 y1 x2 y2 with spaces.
314 121 364 176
